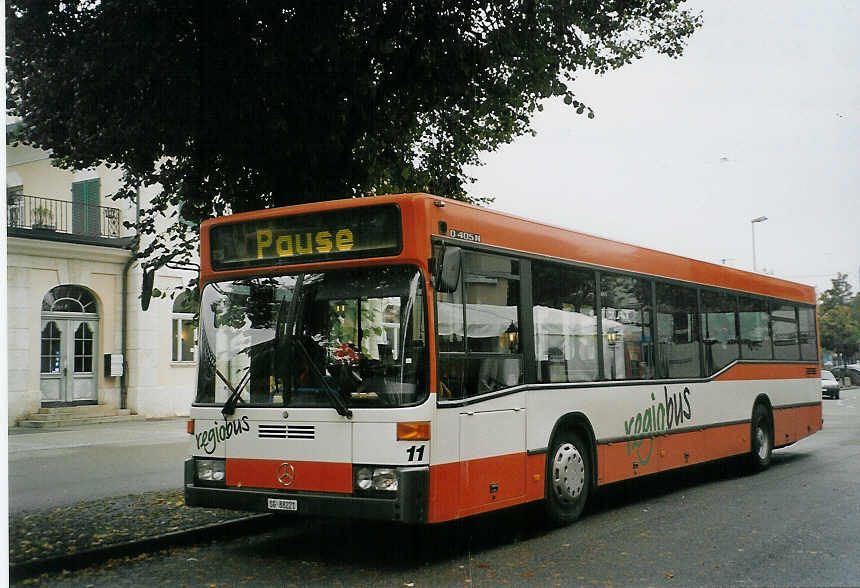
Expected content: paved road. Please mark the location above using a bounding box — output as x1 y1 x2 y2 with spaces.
12 392 860 586
8 419 189 513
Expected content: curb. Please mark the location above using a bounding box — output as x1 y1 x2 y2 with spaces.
10 513 276 582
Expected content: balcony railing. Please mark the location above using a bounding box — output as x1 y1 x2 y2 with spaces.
7 194 122 239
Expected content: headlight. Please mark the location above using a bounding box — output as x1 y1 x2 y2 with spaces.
356 467 373 490
354 466 399 493
196 458 226 482
372 468 398 491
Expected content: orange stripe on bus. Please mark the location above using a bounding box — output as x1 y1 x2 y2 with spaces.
430 403 822 522
597 423 750 485
598 404 820 485
715 363 818 381
427 453 546 523
773 403 822 447
226 458 352 493
428 462 459 523
425 196 815 304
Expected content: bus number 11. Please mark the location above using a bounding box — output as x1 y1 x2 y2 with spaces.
406 445 426 462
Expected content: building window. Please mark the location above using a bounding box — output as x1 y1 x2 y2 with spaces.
74 323 95 373
172 290 198 363
42 285 97 313
7 185 24 228
41 321 62 373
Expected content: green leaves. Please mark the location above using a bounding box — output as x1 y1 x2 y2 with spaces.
818 274 860 358
7 1 700 270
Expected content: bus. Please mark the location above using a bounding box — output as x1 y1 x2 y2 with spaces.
184 193 821 525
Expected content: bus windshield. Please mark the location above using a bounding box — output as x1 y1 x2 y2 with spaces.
195 265 427 409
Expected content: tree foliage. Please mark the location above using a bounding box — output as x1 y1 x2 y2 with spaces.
7 1 701 270
818 274 860 361
818 272 854 314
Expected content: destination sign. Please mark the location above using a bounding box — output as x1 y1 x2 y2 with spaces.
210 205 402 270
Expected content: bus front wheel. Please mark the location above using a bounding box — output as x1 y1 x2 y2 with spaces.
748 404 773 471
544 430 591 526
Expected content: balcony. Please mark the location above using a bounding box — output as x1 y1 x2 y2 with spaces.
7 194 132 248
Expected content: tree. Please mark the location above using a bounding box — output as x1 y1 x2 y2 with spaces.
818 274 860 363
819 306 859 362
7 1 701 270
818 273 854 314
850 291 860 325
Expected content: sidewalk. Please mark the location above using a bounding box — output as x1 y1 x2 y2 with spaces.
7 419 262 576
8 415 189 444
8 417 272 575
9 418 192 514
9 489 258 570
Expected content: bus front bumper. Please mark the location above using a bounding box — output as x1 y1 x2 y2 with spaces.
184 458 429 524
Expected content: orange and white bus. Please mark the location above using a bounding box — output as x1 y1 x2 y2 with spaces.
184 193 821 525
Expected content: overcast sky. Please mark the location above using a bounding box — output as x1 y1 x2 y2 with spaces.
466 0 860 297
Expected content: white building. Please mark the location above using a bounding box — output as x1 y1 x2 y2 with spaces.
6 122 198 426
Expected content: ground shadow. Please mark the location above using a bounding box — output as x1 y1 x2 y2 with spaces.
228 449 813 571
587 449 811 516
233 501 550 570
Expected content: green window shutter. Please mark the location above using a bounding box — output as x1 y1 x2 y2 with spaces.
72 178 101 235
72 180 85 203
86 178 100 206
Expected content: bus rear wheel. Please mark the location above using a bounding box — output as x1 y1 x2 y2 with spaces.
544 430 591 526
748 404 773 472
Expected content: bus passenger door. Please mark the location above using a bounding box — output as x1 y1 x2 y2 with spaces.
458 407 526 514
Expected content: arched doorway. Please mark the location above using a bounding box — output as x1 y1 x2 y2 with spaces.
39 285 99 405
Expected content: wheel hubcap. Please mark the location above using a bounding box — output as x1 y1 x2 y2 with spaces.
552 442 585 503
756 426 769 460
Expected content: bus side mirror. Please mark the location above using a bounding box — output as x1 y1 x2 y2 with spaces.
435 246 462 293
141 268 155 311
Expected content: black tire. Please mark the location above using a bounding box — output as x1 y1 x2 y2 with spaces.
748 404 773 472
836 391 840 400
544 430 591 526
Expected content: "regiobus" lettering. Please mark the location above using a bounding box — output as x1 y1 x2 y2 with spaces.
196 416 250 455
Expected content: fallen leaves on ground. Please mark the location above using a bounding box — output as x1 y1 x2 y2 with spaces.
9 489 251 564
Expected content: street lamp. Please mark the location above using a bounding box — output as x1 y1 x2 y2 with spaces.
607 330 618 380
751 216 768 272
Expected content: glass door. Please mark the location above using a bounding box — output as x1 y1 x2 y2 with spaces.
39 318 98 404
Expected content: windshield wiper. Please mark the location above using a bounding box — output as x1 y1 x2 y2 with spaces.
275 274 352 419
220 368 250 416
294 337 353 419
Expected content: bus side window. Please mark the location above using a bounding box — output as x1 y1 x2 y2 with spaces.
655 282 702 379
738 296 772 360
532 261 597 383
701 290 740 375
437 251 523 399
462 253 522 396
798 306 817 361
600 274 654 381
771 301 800 361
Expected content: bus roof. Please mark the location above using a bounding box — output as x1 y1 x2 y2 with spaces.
200 193 816 305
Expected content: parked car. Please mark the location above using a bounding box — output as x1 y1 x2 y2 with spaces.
821 369 841 399
830 364 860 386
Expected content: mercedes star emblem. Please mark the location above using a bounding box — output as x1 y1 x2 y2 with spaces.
277 462 296 487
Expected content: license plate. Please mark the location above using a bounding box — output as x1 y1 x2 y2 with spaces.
267 498 297 511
